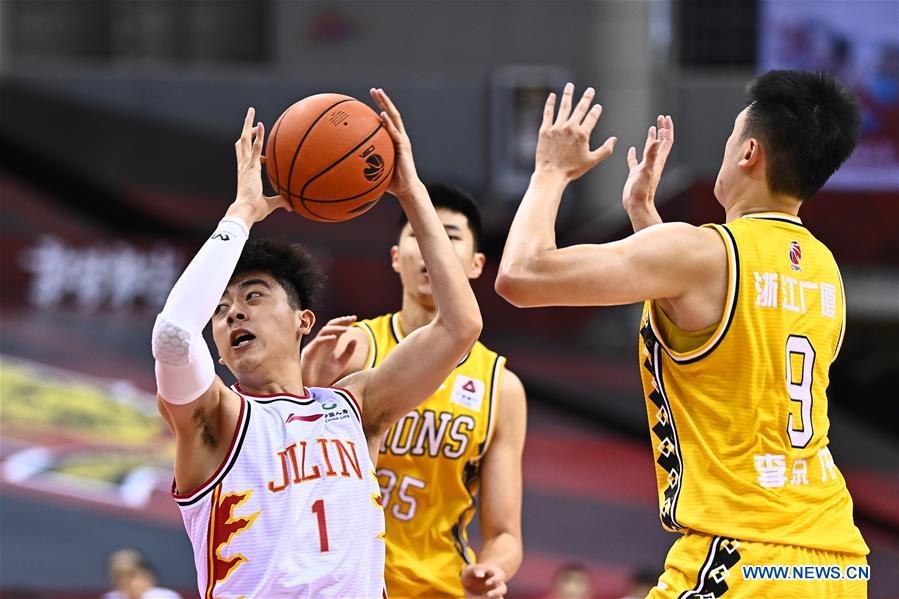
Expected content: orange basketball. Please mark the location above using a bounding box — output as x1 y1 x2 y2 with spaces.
265 93 395 222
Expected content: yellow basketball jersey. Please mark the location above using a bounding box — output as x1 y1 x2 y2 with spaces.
354 312 506 598
638 212 868 556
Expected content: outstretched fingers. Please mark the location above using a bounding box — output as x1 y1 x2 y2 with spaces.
236 107 264 166
378 110 403 144
643 138 662 169
569 86 595 125
627 146 639 170
370 88 406 144
580 102 604 132
252 122 265 159
660 114 674 143
544 83 603 131
370 88 405 133
242 107 255 137
589 136 618 164
237 107 255 150
541 92 556 130
641 124 655 159
647 123 657 145
555 82 575 124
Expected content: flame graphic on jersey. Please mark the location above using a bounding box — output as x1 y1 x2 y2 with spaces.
370 470 386 540
369 469 383 508
205 486 260 597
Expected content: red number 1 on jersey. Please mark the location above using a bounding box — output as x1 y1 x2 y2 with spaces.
312 499 329 552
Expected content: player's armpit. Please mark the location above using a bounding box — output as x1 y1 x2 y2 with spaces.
157 376 227 436
476 369 526 581
158 377 243 493
496 221 724 309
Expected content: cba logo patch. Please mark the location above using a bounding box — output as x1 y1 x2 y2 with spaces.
789 240 802 271
363 154 385 182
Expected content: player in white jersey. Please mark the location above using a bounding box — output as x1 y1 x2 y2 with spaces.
151 88 482 598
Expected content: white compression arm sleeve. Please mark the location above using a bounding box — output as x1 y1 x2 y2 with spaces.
152 217 249 404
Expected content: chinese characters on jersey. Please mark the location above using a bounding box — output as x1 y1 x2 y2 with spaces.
754 448 839 488
754 271 837 319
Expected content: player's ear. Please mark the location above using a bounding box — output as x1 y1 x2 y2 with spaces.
469 252 486 279
739 137 762 169
296 309 315 338
390 245 400 273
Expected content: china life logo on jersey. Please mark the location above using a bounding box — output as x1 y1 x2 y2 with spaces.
789 240 802 272
322 402 351 423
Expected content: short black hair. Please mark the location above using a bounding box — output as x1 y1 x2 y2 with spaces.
397 182 483 250
232 237 324 311
742 70 861 200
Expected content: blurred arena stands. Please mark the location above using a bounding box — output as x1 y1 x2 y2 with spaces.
1 1 897 597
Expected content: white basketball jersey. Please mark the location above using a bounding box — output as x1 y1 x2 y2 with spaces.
173 385 385 599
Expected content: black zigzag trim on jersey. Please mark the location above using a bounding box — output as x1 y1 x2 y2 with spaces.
449 460 481 566
451 522 473 565
640 321 684 531
462 459 481 492
678 536 742 598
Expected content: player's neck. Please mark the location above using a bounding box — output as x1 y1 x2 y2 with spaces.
724 191 801 223
237 359 306 396
398 293 437 336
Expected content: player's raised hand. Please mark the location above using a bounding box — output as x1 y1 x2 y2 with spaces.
300 315 359 386
229 107 291 224
535 83 617 182
370 87 422 199
461 564 508 599
622 114 674 215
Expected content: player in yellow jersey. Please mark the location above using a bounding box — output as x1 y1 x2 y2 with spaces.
496 70 868 598
302 183 527 599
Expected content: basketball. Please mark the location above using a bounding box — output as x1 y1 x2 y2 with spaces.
265 93 395 222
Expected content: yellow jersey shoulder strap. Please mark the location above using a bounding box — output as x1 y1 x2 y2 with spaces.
464 342 506 459
353 313 397 370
